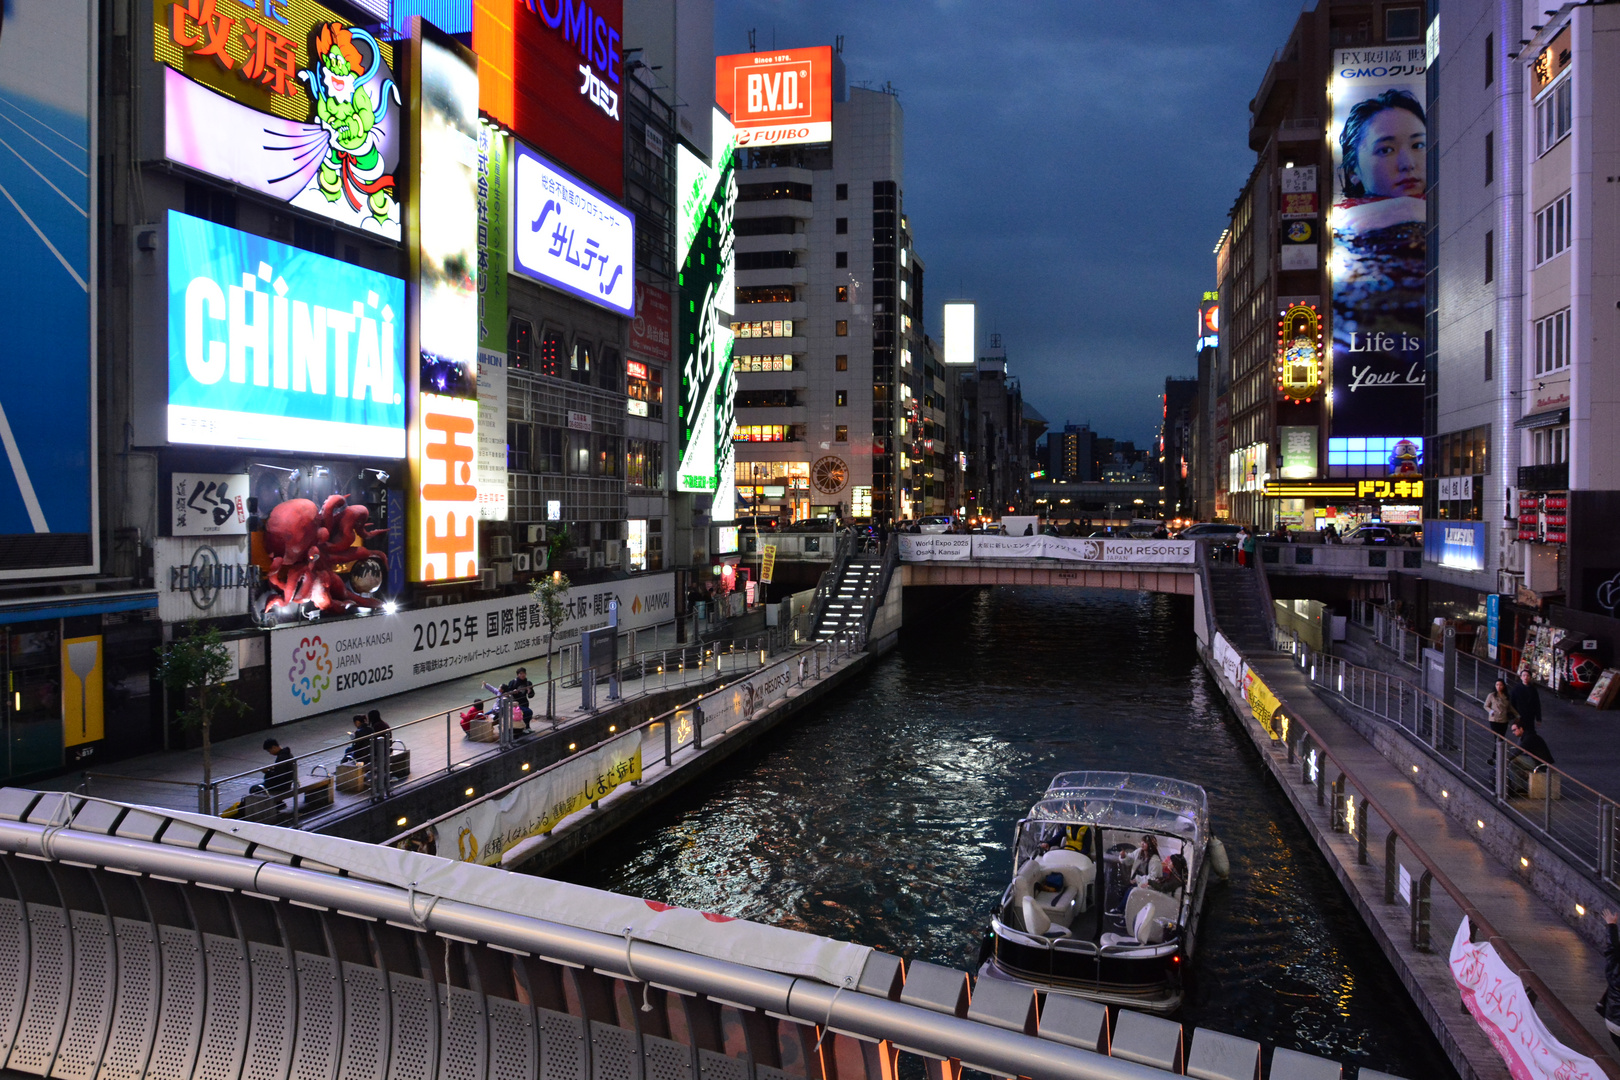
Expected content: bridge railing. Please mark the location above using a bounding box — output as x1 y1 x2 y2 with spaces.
1257 540 1423 573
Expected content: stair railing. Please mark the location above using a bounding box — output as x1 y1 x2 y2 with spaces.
809 529 855 637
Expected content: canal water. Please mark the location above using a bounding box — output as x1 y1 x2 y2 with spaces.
551 587 1456 1079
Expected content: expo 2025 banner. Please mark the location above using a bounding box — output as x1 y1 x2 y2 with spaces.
1329 46 1427 438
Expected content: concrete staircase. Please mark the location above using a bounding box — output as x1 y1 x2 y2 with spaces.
1206 562 1273 649
815 557 884 641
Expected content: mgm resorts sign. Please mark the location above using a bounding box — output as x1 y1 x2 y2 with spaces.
156 537 260 623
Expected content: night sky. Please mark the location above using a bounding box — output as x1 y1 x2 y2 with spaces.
714 0 1307 444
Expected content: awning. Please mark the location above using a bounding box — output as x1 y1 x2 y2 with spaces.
0 589 158 627
1515 408 1569 430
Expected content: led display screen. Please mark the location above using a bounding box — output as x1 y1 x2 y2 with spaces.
715 47 834 148
943 302 975 365
0 0 97 574
473 0 624 198
511 143 635 316
166 210 405 456
1329 45 1428 436
675 111 737 510
407 22 481 581
155 0 402 241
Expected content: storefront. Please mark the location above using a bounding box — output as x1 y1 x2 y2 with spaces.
1263 478 1424 533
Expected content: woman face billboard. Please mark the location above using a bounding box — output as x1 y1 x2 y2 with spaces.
1329 47 1428 439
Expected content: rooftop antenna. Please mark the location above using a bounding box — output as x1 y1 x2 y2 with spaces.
836 35 845 53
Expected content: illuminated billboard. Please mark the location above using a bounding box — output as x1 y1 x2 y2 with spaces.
715 47 834 148
0 0 98 576
155 0 401 240
473 0 624 198
407 22 481 582
1198 292 1219 350
166 210 406 456
511 144 635 316
476 125 509 522
943 302 976 365
675 111 737 509
1329 45 1427 437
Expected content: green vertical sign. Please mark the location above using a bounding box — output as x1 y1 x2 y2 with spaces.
1279 425 1318 480
478 127 508 353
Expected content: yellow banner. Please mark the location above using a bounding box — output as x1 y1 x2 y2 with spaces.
62 637 104 748
1244 671 1282 734
760 543 778 584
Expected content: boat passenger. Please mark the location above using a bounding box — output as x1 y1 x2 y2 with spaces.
1152 853 1188 896
1129 836 1166 888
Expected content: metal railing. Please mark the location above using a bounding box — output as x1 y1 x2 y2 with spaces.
83 633 789 826
1454 649 1516 707
806 529 855 635
1241 643 1620 1076
1369 604 1424 668
1269 628 1620 896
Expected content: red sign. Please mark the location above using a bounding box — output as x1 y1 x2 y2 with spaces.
474 0 624 198
626 359 648 380
629 282 673 363
716 47 834 147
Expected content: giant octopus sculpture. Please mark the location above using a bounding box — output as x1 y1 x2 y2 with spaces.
264 495 389 614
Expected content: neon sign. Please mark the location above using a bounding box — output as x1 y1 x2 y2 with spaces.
1277 303 1323 403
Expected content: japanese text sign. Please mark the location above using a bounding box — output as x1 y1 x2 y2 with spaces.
171 472 249 536
511 144 634 317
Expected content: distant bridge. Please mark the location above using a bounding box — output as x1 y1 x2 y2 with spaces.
897 535 1200 595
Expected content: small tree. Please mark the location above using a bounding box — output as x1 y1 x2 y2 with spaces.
154 622 248 803
529 571 572 723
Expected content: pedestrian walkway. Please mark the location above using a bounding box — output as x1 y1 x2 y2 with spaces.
1246 650 1618 1070
45 625 779 821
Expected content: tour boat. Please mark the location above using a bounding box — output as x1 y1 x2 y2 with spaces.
976 771 1228 1014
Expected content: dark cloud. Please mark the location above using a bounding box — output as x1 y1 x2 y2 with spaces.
716 0 1302 442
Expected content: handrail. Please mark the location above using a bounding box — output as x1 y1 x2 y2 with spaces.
1243 646 1620 1076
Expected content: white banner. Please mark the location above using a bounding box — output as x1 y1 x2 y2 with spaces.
899 534 1196 565
1449 918 1604 1080
268 573 677 724
475 350 509 521
1212 632 1244 690
434 730 643 866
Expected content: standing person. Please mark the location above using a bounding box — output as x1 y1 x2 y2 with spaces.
1235 526 1251 566
1484 679 1518 737
1508 720 1553 796
1509 668 1543 734
501 667 535 731
262 738 295 798
1600 911 1620 1050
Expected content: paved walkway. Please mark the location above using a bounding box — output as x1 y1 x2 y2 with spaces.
1246 650 1618 1072
42 622 781 819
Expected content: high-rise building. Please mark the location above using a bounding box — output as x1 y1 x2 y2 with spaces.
1048 425 1096 483
726 46 936 525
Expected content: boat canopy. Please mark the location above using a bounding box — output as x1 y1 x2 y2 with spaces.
1026 772 1209 843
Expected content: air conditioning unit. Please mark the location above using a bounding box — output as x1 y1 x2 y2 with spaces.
490 535 513 558
590 550 605 568
531 547 549 571
574 546 591 561
526 524 544 544
496 561 514 584
513 552 532 572
478 568 498 591
605 540 621 564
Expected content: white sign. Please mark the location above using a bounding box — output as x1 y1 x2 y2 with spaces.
268 572 678 724
476 350 509 522
1397 864 1412 904
943 302 976 366
1212 632 1243 689
1450 918 1604 1080
170 473 248 536
155 537 257 624
1438 475 1474 501
568 411 593 432
898 535 1198 565
1280 166 1317 193
511 145 635 317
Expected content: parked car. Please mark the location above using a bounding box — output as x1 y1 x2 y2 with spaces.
918 515 956 534
1175 523 1242 539
1342 525 1396 545
736 515 780 533
787 517 837 532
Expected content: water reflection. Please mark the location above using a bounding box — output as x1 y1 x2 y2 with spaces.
551 588 1456 1078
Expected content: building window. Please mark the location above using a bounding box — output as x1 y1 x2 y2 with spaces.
1532 425 1569 465
1484 328 1493 382
627 519 649 571
1534 192 1571 265
835 183 848 200
736 250 799 271
509 318 533 371
626 360 663 418
835 354 848 371
735 425 794 442
835 390 847 407
835 285 848 302
570 338 593 384
835 251 847 268
1485 32 1494 86
735 354 794 372
1485 230 1494 283
647 519 663 571
598 346 621 393
737 180 812 202
835 425 848 442
835 217 848 235
1534 309 1571 374
540 328 565 378
835 320 848 337
1385 6 1421 40
1484 131 1494 185
626 440 664 489
737 285 796 304
1536 77 1573 156
731 320 795 338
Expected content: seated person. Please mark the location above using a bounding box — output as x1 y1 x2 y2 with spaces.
1129 836 1167 889
1152 853 1189 896
261 738 295 799
341 714 373 761
459 699 486 734
1508 721 1554 796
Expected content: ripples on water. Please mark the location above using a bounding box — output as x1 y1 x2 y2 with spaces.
552 588 1457 1079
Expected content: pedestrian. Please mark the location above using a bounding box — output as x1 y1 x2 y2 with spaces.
1508 720 1553 796
1508 668 1543 734
501 667 535 731
262 738 295 798
367 708 391 757
1484 679 1518 737
1599 910 1620 1050
342 714 372 761
1235 526 1252 566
